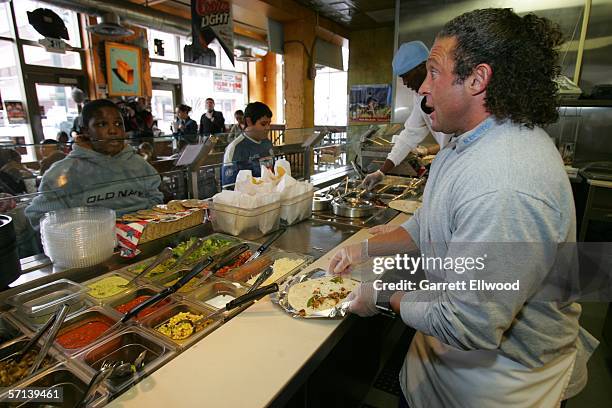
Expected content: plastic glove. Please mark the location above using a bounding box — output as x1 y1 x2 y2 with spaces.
328 242 368 275
367 225 400 236
346 282 379 317
361 170 384 191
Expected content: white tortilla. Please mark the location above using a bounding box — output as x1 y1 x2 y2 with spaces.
287 277 358 316
388 200 421 214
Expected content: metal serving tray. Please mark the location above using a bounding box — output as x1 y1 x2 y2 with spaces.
54 306 123 356
76 327 176 395
122 233 242 280
12 296 96 332
6 279 87 316
140 301 222 350
83 271 136 304
0 313 25 344
0 338 64 388
188 278 248 310
0 362 108 407
104 286 177 322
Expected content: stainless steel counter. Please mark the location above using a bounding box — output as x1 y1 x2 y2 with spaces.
254 219 361 258
4 218 362 302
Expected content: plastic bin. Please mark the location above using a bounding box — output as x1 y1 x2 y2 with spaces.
280 190 314 225
210 200 281 240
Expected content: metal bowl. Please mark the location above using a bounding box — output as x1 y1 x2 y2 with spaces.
331 197 376 218
312 195 333 212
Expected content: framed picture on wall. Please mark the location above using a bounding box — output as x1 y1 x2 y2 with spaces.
105 42 142 96
349 84 392 123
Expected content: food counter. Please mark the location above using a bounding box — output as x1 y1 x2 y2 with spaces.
107 212 411 407
0 175 417 406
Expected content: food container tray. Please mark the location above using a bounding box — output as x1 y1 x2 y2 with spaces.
0 313 26 344
147 268 213 294
122 234 241 280
104 286 177 322
76 327 176 395
0 338 64 388
226 249 313 287
210 200 281 240
83 271 135 304
12 296 97 331
6 279 87 316
0 362 108 407
210 242 259 279
140 301 222 350
188 278 248 311
280 190 314 225
54 307 123 355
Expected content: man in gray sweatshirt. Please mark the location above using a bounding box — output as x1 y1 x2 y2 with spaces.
329 8 598 407
26 99 163 228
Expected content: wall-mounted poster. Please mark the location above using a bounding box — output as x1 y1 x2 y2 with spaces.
5 101 27 124
349 84 392 123
105 42 142 97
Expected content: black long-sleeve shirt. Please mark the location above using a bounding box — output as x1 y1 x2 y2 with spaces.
199 111 225 136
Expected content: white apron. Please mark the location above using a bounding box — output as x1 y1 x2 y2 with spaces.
400 332 577 408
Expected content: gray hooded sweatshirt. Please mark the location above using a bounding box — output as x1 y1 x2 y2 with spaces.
26 144 163 228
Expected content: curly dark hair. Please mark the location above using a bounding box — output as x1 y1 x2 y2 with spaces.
438 8 564 128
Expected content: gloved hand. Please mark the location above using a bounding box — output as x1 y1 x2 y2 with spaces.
367 225 400 236
328 242 368 275
412 145 429 156
346 282 379 317
361 170 384 191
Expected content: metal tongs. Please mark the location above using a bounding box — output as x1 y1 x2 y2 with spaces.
77 361 117 407
77 350 147 406
244 227 287 264
117 256 216 325
15 303 70 377
178 283 280 332
171 237 205 267
120 247 174 288
116 243 250 326
246 265 274 293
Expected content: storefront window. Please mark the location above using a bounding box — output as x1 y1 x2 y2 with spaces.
151 62 180 79
182 65 247 125
148 28 178 61
0 3 13 38
14 0 81 47
0 40 33 161
315 65 348 126
35 84 78 140
23 44 81 69
151 89 175 135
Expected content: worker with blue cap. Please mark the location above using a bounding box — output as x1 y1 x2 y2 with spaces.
361 41 452 190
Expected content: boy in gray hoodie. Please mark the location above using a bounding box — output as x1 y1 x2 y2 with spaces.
26 99 163 228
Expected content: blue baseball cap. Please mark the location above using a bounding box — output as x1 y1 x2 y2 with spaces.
392 41 429 76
